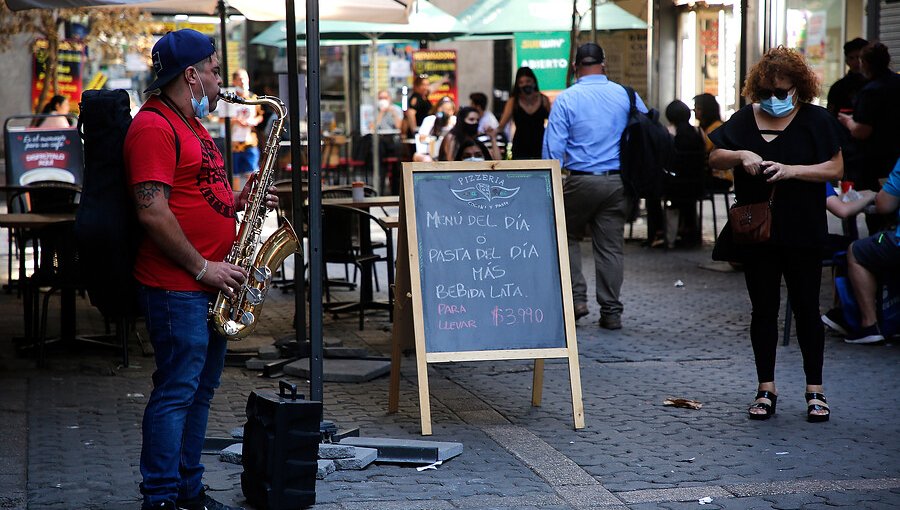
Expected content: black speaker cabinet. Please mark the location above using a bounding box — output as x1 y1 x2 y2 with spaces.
242 381 321 510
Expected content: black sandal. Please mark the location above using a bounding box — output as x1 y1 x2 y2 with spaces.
805 392 830 423
748 390 777 420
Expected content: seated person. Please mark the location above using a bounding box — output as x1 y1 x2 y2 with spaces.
413 96 456 162
454 138 493 162
820 183 876 334
662 100 706 248
843 158 900 344
440 106 502 162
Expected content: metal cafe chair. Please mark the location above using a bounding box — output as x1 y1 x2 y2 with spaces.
321 204 394 330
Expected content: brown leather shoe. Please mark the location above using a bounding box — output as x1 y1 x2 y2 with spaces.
573 303 589 320
599 314 622 330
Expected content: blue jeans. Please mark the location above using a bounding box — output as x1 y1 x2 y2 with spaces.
138 287 227 507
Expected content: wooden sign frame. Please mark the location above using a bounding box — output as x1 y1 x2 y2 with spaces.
398 160 584 435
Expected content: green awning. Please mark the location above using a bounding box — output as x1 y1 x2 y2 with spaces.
455 0 647 35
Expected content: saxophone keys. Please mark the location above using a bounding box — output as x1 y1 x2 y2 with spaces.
252 266 272 283
245 287 264 305
240 311 255 326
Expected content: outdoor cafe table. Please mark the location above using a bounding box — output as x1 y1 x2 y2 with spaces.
0 212 77 347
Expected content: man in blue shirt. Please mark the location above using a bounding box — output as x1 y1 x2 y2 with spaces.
845 157 900 344
543 42 648 330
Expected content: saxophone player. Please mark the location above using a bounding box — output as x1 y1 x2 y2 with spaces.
124 29 277 510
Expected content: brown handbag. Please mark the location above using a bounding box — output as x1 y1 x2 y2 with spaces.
729 186 775 244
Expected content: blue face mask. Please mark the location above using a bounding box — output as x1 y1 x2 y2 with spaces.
189 68 209 118
759 93 794 118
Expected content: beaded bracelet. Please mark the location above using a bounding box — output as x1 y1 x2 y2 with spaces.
195 259 208 281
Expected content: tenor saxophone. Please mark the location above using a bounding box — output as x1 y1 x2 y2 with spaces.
210 91 300 340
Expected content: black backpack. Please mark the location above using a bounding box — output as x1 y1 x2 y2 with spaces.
75 89 179 319
619 87 673 204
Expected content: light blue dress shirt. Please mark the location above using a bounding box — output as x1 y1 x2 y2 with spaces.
542 74 648 173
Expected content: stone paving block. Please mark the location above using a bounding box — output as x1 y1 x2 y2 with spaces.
219 443 242 465
317 459 336 479
284 357 390 382
334 446 377 470
324 346 374 358
257 344 280 359
230 427 243 439
318 442 355 459
339 437 463 463
244 357 268 370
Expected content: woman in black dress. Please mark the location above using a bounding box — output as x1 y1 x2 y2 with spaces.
498 67 551 159
709 47 843 422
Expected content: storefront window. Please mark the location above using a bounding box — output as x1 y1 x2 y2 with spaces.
781 0 843 104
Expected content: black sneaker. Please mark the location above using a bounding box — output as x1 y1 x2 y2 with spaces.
177 491 244 510
143 502 176 510
821 308 849 335
844 324 885 344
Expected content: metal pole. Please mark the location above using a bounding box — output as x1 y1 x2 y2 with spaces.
285 0 311 397
304 0 325 403
218 0 233 182
591 0 597 43
370 39 380 192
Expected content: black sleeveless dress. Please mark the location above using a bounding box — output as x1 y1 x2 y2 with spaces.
511 99 549 160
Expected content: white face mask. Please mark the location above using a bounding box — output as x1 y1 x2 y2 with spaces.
378 99 390 110
463 156 485 162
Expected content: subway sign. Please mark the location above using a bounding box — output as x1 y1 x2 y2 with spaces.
514 32 571 91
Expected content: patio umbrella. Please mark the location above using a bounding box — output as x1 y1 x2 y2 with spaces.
455 0 646 36
249 0 462 214
230 0 412 23
6 0 217 11
249 0 463 44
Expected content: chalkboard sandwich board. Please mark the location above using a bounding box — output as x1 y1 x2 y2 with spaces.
399 160 584 435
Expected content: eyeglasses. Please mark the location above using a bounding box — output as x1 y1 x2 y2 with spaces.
759 87 793 100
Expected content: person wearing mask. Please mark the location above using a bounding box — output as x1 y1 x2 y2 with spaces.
454 138 493 162
708 46 843 423
35 95 71 128
413 96 456 162
543 43 648 330
124 29 277 510
499 67 551 160
373 89 403 132
827 38 868 116
223 68 264 190
404 74 432 138
470 92 499 134
440 106 500 161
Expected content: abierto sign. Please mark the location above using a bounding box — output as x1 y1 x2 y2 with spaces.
514 32 571 92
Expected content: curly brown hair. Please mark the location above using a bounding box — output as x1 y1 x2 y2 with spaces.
741 46 820 103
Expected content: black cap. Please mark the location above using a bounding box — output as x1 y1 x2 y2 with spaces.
575 42 605 66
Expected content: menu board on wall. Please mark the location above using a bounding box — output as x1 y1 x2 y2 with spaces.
31 39 84 114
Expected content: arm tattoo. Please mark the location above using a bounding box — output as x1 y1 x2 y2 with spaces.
134 182 171 209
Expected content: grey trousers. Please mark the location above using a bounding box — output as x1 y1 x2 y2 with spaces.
563 174 629 316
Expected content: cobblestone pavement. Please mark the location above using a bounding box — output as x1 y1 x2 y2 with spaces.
1 216 898 510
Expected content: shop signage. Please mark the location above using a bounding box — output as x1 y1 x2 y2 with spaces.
514 32 571 92
412 50 458 106
4 127 83 187
31 39 85 115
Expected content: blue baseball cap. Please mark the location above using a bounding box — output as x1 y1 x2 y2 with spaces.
144 29 216 93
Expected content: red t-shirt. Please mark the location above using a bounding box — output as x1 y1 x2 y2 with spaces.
124 95 237 291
